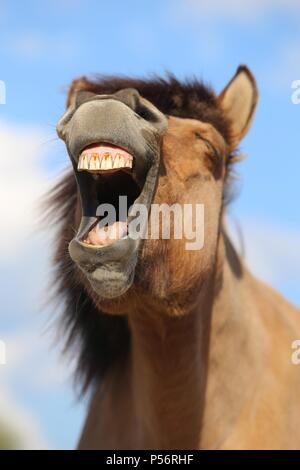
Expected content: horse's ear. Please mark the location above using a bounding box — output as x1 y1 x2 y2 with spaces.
218 65 258 148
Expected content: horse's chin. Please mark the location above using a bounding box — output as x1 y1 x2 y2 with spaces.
69 234 138 299
84 274 136 314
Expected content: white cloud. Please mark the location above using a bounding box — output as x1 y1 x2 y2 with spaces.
0 120 53 259
164 0 300 82
0 121 52 349
168 0 300 67
0 120 81 449
0 387 49 449
1 329 75 391
0 333 51 449
185 0 300 22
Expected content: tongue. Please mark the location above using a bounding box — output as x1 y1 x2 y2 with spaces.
84 221 128 246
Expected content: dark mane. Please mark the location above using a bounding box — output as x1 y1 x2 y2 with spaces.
48 75 232 393
67 73 230 141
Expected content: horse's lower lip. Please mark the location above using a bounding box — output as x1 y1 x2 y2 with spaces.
69 236 138 276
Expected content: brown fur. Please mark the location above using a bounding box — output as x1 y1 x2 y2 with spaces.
48 71 300 449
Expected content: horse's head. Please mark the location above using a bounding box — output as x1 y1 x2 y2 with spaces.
56 67 257 313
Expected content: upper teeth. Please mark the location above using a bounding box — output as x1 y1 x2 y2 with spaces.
78 152 133 172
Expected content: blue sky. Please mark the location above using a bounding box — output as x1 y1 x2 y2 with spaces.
0 0 299 449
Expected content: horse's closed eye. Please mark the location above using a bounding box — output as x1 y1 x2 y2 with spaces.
194 132 220 160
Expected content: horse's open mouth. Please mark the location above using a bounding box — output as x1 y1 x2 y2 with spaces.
77 143 143 248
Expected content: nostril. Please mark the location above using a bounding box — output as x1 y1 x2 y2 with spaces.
136 104 155 121
114 88 141 110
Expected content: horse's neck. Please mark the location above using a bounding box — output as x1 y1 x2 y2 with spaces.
127 242 261 448
78 238 263 449
128 296 212 448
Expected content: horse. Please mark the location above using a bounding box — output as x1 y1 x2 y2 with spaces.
48 66 300 449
